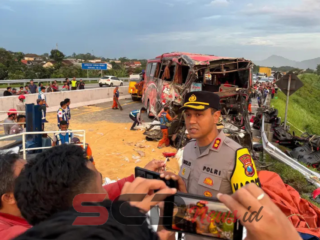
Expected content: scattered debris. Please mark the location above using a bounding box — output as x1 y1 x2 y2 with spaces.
135 150 146 157
135 159 141 163
97 133 104 136
123 157 129 162
152 149 155 152
135 143 146 148
132 155 140 160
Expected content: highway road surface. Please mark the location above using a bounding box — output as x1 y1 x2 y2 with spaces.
0 82 129 97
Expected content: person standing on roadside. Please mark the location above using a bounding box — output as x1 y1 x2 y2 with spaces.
17 86 27 95
64 98 71 126
38 87 49 122
57 101 68 128
4 109 17 135
112 86 119 110
271 87 275 99
62 81 69 91
79 79 85 89
71 77 78 90
3 87 12 96
37 99 46 130
10 115 26 134
28 80 37 94
11 88 17 95
16 95 26 113
52 80 59 92
66 78 71 90
37 82 44 93
25 85 31 94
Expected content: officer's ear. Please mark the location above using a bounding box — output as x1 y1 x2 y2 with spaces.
213 110 221 124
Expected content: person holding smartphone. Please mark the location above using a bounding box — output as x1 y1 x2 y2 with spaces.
178 91 260 240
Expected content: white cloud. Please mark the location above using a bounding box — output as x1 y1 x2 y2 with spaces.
208 0 230 7
247 3 253 7
0 5 14 12
244 38 274 46
202 15 221 20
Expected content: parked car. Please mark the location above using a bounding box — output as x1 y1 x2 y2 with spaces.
99 76 123 87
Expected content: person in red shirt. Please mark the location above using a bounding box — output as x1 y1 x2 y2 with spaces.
0 153 31 240
14 144 171 225
271 88 276 99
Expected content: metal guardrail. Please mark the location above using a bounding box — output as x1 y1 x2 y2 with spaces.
0 130 85 160
261 96 320 187
0 78 130 86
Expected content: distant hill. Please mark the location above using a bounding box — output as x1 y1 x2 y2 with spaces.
254 55 320 70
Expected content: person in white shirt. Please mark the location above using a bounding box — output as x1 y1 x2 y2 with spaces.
38 87 49 123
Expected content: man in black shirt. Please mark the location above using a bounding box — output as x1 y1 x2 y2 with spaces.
79 79 85 89
3 87 12 96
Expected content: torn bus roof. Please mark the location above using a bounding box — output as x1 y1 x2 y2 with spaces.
155 52 249 65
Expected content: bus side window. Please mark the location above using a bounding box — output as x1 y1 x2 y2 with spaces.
145 63 152 81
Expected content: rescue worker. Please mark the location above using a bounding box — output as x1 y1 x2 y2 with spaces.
4 109 17 135
16 95 26 113
71 77 78 90
64 98 71 126
57 101 68 128
10 115 26 134
112 86 120 109
178 91 260 240
158 107 175 149
52 121 73 146
71 137 94 164
129 107 146 130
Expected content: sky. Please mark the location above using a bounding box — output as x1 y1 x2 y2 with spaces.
0 0 320 61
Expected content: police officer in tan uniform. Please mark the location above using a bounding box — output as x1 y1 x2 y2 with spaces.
178 91 259 240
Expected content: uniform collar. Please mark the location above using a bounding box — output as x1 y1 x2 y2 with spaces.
194 131 227 157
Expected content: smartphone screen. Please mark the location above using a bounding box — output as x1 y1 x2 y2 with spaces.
164 194 242 240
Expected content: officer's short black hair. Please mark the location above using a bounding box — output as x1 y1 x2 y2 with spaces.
60 121 68 126
64 98 70 103
17 115 26 122
60 101 66 107
41 87 46 90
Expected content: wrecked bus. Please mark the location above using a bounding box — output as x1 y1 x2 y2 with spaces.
142 52 253 149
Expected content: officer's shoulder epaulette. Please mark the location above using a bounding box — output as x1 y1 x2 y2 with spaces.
223 137 242 151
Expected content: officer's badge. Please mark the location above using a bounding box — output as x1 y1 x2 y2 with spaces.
189 94 197 102
204 191 212 197
182 168 186 176
212 138 221 149
239 154 255 177
203 177 213 186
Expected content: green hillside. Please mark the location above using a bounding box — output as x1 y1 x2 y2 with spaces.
271 73 320 135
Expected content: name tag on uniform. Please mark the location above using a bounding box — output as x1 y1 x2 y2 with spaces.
202 165 225 177
183 160 192 166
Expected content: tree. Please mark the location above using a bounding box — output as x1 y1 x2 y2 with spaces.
317 64 320 76
253 65 260 73
50 49 65 64
111 62 122 70
305 68 315 74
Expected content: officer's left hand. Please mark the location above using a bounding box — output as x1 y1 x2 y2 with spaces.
144 160 166 173
160 172 187 193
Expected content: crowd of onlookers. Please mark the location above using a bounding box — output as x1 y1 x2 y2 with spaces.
3 78 86 97
249 80 277 110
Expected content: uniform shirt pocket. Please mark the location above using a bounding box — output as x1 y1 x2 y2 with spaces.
198 173 222 191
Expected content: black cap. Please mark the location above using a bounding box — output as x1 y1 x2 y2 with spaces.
180 91 221 111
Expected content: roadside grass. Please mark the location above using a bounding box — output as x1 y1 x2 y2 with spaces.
271 73 320 135
267 73 320 207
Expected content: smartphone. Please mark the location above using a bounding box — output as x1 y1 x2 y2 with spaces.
163 192 243 240
134 167 178 189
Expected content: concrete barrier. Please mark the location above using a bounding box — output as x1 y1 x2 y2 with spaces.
0 86 130 120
